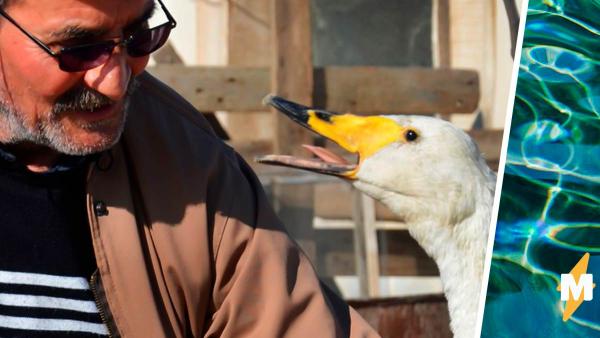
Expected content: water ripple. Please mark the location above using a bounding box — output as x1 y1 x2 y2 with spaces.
482 0 600 336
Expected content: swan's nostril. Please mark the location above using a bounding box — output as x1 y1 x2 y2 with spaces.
315 111 333 123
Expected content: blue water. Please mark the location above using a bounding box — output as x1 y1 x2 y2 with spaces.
481 0 600 336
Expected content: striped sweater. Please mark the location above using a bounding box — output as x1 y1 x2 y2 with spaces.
0 148 108 337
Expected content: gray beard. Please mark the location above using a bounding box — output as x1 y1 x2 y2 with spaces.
0 81 138 156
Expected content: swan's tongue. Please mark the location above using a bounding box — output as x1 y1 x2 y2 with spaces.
256 144 356 177
301 144 349 165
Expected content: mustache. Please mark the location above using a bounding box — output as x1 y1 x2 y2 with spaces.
52 86 113 114
52 80 139 115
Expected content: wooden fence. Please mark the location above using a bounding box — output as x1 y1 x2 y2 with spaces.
146 0 508 335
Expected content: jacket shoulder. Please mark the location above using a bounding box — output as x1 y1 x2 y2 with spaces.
126 71 237 164
132 72 215 135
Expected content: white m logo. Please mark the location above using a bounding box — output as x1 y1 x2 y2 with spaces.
560 274 594 301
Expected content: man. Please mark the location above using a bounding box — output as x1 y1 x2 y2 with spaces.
0 0 379 337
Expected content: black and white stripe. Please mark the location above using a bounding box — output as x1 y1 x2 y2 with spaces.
0 270 108 337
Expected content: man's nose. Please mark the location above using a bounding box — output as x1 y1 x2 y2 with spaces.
83 50 132 101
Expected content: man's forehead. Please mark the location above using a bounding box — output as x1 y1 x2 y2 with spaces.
13 0 154 37
53 1 155 40
13 0 152 14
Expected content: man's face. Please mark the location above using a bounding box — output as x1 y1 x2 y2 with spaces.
0 0 152 155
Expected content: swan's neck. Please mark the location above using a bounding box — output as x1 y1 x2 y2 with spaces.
407 204 490 338
353 167 495 337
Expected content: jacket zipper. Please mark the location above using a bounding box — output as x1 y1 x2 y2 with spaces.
87 158 115 338
90 269 115 338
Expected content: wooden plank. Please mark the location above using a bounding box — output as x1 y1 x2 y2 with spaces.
147 65 479 114
433 0 452 121
225 0 273 142
313 217 407 231
432 0 451 68
450 0 512 129
269 0 316 260
352 191 380 297
314 67 479 114
195 0 228 65
271 0 314 150
148 65 268 111
349 296 452 338
228 0 271 67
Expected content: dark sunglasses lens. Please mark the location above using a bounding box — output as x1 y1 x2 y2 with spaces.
59 43 114 72
127 24 172 57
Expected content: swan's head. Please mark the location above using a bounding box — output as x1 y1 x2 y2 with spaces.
258 95 495 224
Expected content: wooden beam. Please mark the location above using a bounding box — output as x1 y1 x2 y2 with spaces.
271 0 314 154
432 0 451 68
433 0 452 121
147 65 479 114
195 0 228 65
314 66 478 114
349 296 452 337
352 191 380 297
148 66 267 111
228 0 271 67
269 0 316 261
225 0 273 142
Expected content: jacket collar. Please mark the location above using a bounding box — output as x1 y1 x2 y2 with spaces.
0 143 96 174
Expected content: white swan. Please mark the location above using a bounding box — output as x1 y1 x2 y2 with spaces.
258 95 496 338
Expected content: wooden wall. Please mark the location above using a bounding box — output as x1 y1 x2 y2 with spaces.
449 0 519 129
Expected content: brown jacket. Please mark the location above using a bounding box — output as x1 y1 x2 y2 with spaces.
85 72 379 338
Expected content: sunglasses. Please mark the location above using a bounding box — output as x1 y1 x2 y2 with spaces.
0 0 176 72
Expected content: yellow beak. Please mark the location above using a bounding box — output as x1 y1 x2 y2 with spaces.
259 95 409 179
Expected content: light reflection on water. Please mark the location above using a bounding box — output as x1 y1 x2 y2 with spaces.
482 0 600 336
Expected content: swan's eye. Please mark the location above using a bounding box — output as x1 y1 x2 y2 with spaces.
405 129 419 142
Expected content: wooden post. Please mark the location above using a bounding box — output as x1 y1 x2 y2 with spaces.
450 0 497 127
433 0 452 121
352 189 380 298
195 0 228 66
271 0 314 152
226 0 274 141
270 0 316 260
432 0 451 69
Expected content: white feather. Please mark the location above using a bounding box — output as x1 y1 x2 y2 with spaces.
353 116 496 338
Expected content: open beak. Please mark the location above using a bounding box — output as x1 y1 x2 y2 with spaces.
257 95 406 179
